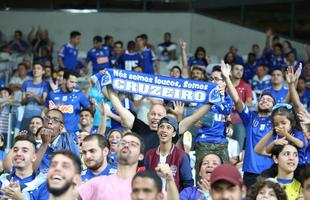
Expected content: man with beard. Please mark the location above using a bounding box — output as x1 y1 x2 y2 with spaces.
36 109 80 173
44 70 91 139
108 86 166 154
221 60 275 188
0 135 48 200
78 132 144 200
81 134 116 181
47 150 82 200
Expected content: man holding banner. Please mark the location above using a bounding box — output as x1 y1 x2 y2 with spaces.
91 68 222 155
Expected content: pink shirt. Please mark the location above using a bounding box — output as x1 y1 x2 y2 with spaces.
78 174 132 200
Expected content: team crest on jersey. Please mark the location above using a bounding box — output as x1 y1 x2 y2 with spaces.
62 96 67 101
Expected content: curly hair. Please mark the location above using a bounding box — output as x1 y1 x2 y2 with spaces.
246 177 287 200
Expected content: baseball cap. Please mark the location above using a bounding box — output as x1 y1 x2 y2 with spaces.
210 164 243 186
158 116 178 131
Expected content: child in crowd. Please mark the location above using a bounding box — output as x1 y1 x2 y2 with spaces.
247 177 287 200
255 104 306 164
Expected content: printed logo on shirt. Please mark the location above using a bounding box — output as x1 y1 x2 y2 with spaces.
62 96 67 101
97 57 108 64
48 100 74 113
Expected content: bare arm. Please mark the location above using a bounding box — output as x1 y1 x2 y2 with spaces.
221 60 244 112
107 85 135 129
97 103 107 136
265 29 272 51
156 164 179 200
254 131 273 156
179 104 212 134
154 60 160 75
179 40 189 79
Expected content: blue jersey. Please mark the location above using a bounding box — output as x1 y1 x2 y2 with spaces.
86 47 110 74
102 45 113 57
22 80 50 105
0 171 48 200
188 57 208 68
81 163 117 181
266 52 285 72
58 43 79 70
244 63 257 83
40 133 80 173
108 152 118 166
140 47 157 74
304 139 310 165
250 75 272 95
240 106 274 174
196 95 233 144
118 50 142 70
263 86 288 103
45 88 90 134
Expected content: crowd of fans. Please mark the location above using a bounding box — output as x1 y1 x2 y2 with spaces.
0 26 309 200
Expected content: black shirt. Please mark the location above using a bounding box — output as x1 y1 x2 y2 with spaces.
132 117 159 155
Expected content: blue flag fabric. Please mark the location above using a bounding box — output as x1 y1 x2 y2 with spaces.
91 69 221 104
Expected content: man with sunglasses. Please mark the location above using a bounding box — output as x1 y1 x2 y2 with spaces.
78 132 144 200
36 109 80 174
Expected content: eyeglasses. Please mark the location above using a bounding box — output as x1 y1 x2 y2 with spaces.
272 103 293 111
210 77 223 82
43 116 63 124
118 140 139 148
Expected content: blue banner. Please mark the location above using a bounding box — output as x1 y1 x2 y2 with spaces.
91 69 221 104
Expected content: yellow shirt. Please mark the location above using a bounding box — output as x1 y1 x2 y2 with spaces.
276 177 302 200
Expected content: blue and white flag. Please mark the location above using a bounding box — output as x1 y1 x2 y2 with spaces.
91 69 221 104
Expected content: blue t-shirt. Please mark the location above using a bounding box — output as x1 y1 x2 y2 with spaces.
118 50 142 70
188 57 208 68
240 106 274 174
263 86 288 103
196 95 233 144
58 43 79 70
0 79 5 87
140 47 157 74
45 88 90 134
86 47 110 74
81 163 117 181
0 172 48 200
21 80 50 105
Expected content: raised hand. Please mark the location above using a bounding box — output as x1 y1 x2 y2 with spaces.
220 60 230 79
179 39 186 49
